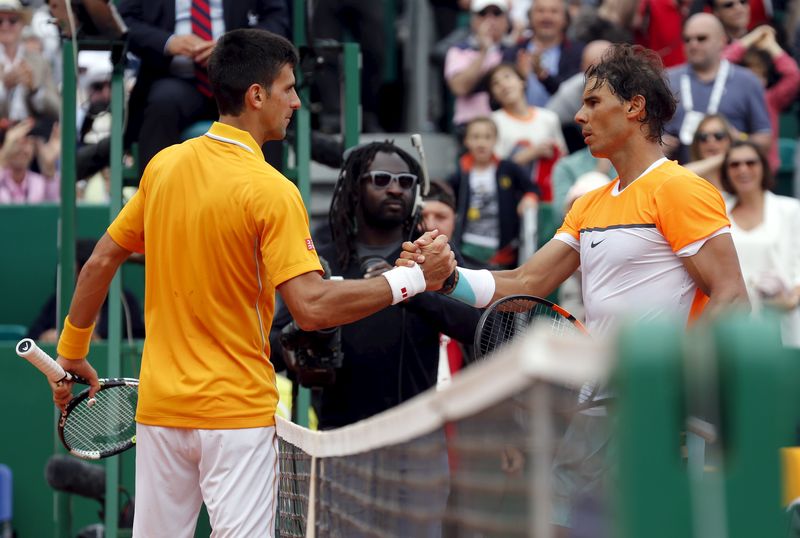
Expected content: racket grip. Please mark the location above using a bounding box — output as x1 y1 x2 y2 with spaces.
16 338 70 383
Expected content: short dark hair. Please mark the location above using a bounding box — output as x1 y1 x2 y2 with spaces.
424 180 456 212
329 141 423 270
720 140 774 194
208 29 298 116
585 44 677 144
464 116 498 137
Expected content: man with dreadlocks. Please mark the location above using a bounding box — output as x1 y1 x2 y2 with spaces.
274 141 481 429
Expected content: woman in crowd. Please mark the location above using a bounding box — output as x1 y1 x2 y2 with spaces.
685 113 734 192
722 140 800 347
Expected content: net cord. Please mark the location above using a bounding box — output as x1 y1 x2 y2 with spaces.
277 327 608 459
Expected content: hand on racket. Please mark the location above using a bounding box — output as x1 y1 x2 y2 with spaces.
15 338 100 410
16 338 138 459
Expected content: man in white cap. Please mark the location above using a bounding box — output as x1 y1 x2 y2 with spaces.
444 0 511 134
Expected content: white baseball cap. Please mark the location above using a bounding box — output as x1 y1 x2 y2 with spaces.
471 0 509 13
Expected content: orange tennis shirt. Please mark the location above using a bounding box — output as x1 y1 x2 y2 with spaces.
554 158 730 335
108 122 322 429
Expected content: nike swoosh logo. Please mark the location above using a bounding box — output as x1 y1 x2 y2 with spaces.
590 239 606 248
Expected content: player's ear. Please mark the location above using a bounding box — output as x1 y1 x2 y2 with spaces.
245 83 265 110
628 95 646 119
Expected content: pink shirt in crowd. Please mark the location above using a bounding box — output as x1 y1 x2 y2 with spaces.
0 168 59 204
444 44 504 127
725 42 800 171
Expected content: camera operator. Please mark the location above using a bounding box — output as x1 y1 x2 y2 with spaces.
271 141 481 429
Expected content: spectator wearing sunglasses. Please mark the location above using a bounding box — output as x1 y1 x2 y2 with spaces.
722 140 800 348
0 0 58 123
663 13 771 162
448 116 539 269
685 113 735 191
710 0 772 41
270 141 480 429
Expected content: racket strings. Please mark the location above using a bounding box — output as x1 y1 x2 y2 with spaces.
479 298 583 359
63 384 138 454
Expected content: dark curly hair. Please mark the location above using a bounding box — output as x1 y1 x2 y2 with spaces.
584 44 677 144
720 140 774 195
329 141 423 271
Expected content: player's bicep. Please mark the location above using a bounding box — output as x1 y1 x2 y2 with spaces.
680 233 746 298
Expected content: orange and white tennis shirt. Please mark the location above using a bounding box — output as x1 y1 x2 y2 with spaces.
554 158 730 335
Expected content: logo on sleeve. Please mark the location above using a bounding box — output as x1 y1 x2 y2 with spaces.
305 238 315 251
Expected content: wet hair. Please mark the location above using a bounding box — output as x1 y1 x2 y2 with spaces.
720 140 774 194
584 44 677 144
329 141 423 270
208 29 298 115
688 113 734 161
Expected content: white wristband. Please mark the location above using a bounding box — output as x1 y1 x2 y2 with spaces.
382 264 427 305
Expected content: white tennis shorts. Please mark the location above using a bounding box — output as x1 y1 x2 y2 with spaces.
133 424 278 537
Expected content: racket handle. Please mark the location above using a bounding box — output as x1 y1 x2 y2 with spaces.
16 338 70 383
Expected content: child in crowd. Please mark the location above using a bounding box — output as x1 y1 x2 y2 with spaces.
447 116 539 269
486 63 567 202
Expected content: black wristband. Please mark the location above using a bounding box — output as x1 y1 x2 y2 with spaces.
439 268 458 295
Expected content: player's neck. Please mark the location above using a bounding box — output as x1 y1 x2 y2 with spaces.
218 114 268 146
611 142 665 189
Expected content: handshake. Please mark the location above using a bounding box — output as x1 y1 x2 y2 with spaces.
394 230 456 292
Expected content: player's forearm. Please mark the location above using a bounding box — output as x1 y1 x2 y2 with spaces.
287 277 394 332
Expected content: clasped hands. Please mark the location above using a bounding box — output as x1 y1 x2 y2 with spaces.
395 230 457 291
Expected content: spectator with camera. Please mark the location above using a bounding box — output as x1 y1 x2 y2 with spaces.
271 141 480 429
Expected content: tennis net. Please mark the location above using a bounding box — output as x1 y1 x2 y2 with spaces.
276 327 611 537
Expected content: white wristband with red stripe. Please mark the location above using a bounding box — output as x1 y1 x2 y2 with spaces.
382 264 427 305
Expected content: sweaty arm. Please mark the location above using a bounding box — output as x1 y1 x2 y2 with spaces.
404 234 580 307
680 233 750 318
490 238 581 302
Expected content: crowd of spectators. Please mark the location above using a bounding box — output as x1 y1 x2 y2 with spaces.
2 0 800 350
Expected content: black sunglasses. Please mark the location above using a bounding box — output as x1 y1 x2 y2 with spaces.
728 159 759 169
363 171 418 190
478 6 504 17
697 131 728 142
718 0 747 9
683 34 709 44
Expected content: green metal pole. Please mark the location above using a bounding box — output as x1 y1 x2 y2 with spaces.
342 42 360 150
714 314 794 538
292 0 312 428
103 51 126 538
55 38 78 538
613 320 692 538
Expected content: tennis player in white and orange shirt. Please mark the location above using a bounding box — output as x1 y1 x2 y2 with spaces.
405 43 749 333
402 42 751 533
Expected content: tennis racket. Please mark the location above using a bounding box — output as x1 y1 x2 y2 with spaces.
15 338 138 460
474 295 588 361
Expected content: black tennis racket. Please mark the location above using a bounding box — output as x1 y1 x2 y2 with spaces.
16 338 138 460
474 295 588 361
